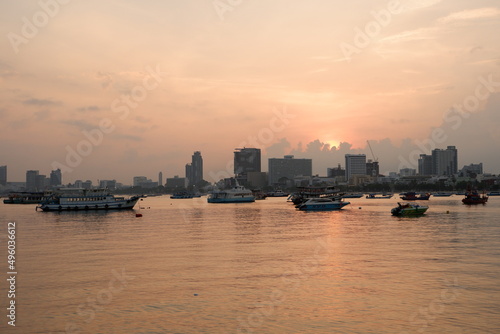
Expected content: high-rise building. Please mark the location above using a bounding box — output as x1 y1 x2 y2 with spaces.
159 172 163 187
268 155 312 186
36 174 48 191
327 164 345 178
459 163 483 177
185 163 193 185
26 170 39 191
50 168 62 187
0 165 6 186
432 146 458 176
345 154 367 182
366 159 379 177
133 176 148 187
191 151 203 185
234 148 261 176
99 179 117 189
418 154 433 175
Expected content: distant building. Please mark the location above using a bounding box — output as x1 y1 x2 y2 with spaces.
99 179 117 189
186 151 203 187
246 171 267 189
26 170 39 191
268 155 312 186
327 164 345 178
159 172 163 187
366 159 379 177
166 176 187 189
50 169 62 187
234 148 261 184
0 165 6 186
432 146 458 176
400 168 417 177
418 154 433 175
459 163 483 177
133 176 148 187
36 174 48 191
345 154 367 182
82 180 92 189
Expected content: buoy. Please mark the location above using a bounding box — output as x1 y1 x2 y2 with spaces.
359 207 362 209
136 213 143 217
194 293 198 296
446 210 449 214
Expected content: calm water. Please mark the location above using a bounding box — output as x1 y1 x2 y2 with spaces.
0 195 499 334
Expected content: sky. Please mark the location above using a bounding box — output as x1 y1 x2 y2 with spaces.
1 0 499 184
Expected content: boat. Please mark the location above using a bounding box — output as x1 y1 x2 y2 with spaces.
170 192 194 199
366 193 392 199
297 197 350 211
432 192 453 197
3 192 51 204
400 192 430 200
36 188 142 211
342 193 364 198
252 189 268 200
266 190 289 197
391 202 428 216
207 185 255 203
462 190 488 205
487 191 500 196
290 186 341 205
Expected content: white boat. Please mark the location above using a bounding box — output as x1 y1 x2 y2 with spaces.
36 188 142 211
297 197 350 211
207 185 255 203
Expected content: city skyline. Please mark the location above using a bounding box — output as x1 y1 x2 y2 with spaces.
0 144 493 186
1 1 500 183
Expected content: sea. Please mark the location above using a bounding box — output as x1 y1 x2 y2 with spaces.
0 195 499 334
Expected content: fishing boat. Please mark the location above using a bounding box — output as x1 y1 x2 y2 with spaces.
3 192 51 204
400 192 430 200
297 197 350 211
207 185 255 203
391 202 428 216
366 193 392 199
36 188 142 211
462 190 488 205
432 192 453 197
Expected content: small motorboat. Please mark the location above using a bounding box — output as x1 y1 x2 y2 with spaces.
297 197 350 211
366 193 392 199
391 202 428 216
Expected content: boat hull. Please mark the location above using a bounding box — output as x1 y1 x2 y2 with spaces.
298 201 349 211
207 197 255 203
38 197 140 211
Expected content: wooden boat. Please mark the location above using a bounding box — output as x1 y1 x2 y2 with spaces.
462 190 488 205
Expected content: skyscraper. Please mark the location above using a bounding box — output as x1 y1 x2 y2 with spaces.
26 170 39 191
50 168 62 187
268 155 312 186
191 151 203 186
0 165 6 186
234 148 261 184
418 154 433 175
159 171 163 187
345 154 367 182
432 146 458 176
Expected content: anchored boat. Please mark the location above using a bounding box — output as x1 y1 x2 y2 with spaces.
207 185 255 203
462 190 488 205
391 202 428 216
297 197 350 211
36 188 142 211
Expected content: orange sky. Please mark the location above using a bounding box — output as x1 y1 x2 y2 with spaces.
1 0 499 184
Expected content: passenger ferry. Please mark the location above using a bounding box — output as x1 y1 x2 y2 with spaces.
207 185 255 203
36 188 142 211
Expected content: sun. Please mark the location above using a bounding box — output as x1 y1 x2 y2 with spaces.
325 139 341 148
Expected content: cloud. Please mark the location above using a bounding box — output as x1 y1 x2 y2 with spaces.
23 98 61 106
76 105 101 112
438 7 500 24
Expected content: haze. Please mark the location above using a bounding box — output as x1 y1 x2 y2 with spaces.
1 0 499 184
